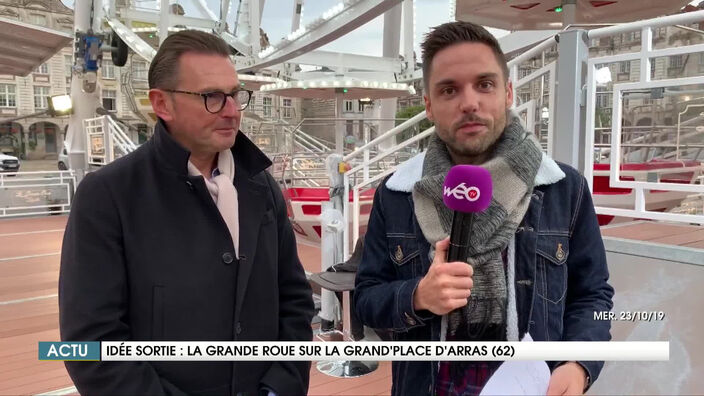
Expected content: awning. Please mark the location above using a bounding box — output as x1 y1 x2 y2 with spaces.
456 0 693 31
0 16 73 76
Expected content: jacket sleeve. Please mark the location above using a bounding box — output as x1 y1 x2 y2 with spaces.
562 175 615 388
354 184 432 332
259 174 315 395
59 172 186 395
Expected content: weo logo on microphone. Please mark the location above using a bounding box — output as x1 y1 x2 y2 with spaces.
443 182 481 202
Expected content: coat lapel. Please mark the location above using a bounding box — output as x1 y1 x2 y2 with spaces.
233 171 268 321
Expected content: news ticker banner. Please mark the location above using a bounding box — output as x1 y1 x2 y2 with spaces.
39 341 669 362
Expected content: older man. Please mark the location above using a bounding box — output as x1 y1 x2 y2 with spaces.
60 30 314 395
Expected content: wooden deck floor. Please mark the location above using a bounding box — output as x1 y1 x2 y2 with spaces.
601 221 704 249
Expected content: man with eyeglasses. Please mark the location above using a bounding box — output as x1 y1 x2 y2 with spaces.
59 30 314 396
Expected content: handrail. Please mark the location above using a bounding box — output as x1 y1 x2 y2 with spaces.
346 126 434 175
107 116 138 154
107 121 130 154
282 125 331 153
506 36 558 70
588 10 704 39
343 111 427 161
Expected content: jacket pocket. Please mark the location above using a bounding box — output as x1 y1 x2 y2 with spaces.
534 235 568 341
152 285 165 340
535 235 569 304
387 234 420 278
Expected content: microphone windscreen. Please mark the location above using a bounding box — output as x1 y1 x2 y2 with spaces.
442 165 493 213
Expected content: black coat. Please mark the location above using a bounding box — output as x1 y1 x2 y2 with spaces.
59 121 315 395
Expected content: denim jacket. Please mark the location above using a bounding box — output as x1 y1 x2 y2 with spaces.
354 152 614 396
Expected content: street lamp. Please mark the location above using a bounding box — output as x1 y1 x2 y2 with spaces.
0 94 73 123
49 94 73 116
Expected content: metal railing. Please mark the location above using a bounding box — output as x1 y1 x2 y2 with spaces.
0 170 76 218
83 116 138 167
120 61 149 124
585 10 704 224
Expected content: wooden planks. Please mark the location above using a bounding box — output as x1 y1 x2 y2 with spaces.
601 221 704 248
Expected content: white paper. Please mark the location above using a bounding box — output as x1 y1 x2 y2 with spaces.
479 334 551 396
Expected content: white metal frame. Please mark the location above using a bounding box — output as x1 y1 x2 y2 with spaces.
341 110 435 258
238 0 401 71
514 99 536 132
512 62 557 154
0 170 76 218
585 10 704 224
83 116 138 167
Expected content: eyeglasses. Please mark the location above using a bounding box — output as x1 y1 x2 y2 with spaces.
164 89 253 113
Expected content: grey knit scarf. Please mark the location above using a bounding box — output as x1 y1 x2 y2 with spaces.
412 115 542 339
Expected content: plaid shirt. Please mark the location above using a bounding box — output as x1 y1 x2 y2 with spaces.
435 249 509 396
435 359 500 396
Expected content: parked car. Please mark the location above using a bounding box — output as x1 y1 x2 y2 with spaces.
58 147 69 170
0 152 20 173
0 135 19 158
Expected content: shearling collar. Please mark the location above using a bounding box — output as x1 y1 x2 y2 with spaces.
385 150 566 193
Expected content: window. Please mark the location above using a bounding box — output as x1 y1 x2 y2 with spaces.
699 53 704 73
102 59 115 79
626 31 641 43
598 37 613 48
343 100 354 113
262 97 272 117
34 63 49 74
596 93 612 108
282 98 292 118
669 55 684 68
29 13 46 25
133 61 147 80
358 101 365 112
102 89 117 111
34 86 50 109
519 67 532 79
619 61 631 74
0 84 16 107
64 55 73 76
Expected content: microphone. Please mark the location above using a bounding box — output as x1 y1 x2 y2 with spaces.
442 165 492 262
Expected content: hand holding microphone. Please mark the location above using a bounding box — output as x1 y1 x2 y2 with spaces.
413 237 474 315
412 165 492 316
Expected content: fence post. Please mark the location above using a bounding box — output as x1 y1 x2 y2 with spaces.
553 29 589 173
102 116 114 164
